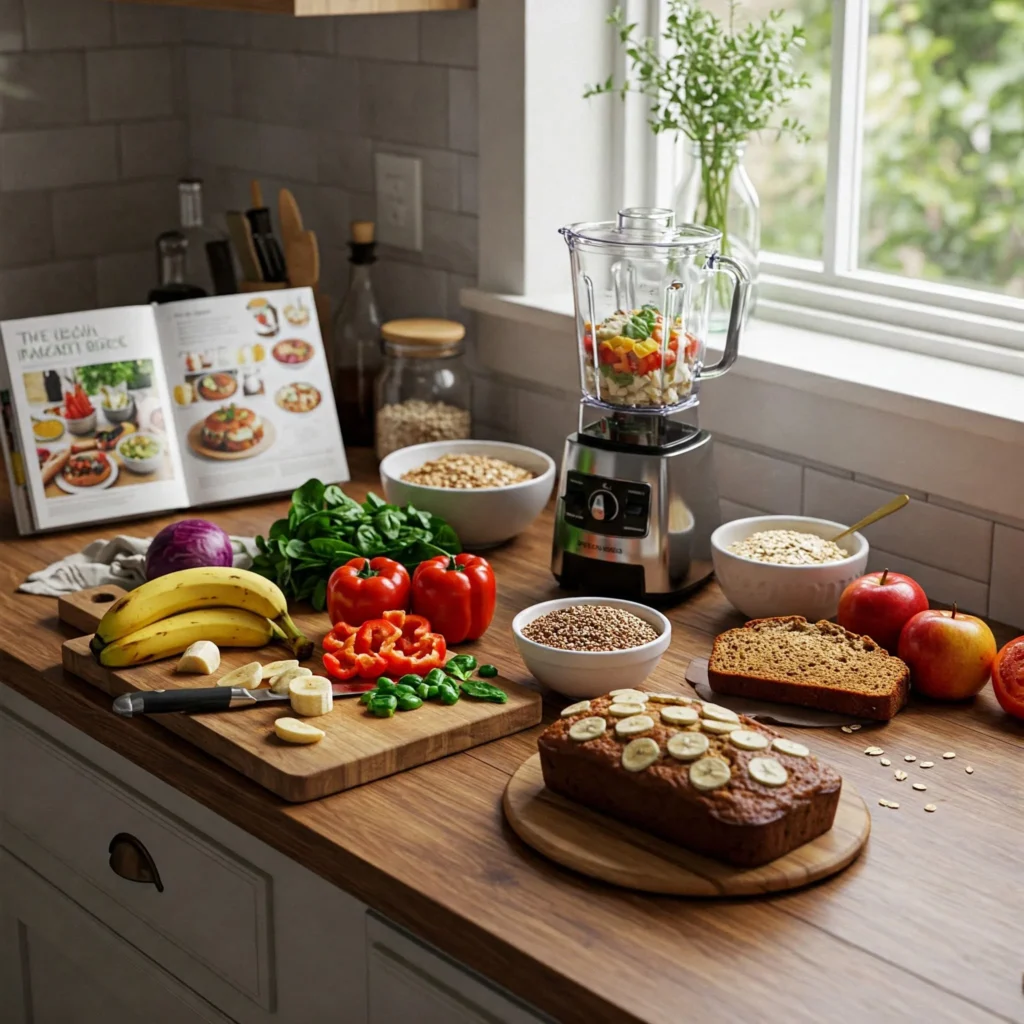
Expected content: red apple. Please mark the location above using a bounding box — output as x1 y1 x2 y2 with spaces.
836 569 928 653
897 606 997 700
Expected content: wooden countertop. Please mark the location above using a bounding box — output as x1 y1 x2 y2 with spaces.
2 451 1022 1024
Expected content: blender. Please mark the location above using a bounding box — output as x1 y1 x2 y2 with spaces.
552 207 750 600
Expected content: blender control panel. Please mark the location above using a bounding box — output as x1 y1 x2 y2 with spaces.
562 471 650 537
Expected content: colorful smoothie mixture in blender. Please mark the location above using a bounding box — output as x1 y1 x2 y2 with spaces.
583 304 701 408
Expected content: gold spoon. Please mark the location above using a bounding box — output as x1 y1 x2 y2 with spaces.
831 494 910 543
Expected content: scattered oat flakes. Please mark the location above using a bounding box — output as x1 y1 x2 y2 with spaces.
894 770 908 781
888 801 900 809
942 751 956 759
865 746 884 756
878 799 889 807
924 804 937 812
880 757 892 766
841 725 854 734
913 783 927 791
904 755 917 762
965 766 975 774
920 761 935 768
849 724 862 731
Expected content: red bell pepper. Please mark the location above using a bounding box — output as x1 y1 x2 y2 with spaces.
411 554 496 645
322 610 446 681
326 556 410 627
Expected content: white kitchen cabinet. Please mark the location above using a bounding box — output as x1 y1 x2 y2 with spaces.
0 850 230 1024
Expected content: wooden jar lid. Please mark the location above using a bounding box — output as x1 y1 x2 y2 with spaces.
380 318 466 347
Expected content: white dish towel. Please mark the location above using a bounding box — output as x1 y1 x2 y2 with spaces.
19 535 258 597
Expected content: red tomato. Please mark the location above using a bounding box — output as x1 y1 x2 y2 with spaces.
992 635 1024 720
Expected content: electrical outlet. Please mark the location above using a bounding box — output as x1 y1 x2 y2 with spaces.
374 152 423 252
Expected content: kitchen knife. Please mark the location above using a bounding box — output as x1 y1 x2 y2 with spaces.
112 683 368 718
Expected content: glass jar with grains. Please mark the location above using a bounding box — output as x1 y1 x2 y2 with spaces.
374 318 471 459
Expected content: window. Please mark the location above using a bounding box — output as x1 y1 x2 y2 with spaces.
648 0 1024 356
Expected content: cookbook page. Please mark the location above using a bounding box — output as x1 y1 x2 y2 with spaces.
0 306 188 532
155 287 348 507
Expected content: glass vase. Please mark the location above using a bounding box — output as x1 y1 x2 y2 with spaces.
674 141 760 333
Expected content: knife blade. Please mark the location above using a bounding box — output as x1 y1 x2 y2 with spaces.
112 683 368 718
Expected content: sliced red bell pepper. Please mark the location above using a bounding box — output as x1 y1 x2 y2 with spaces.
322 620 358 653
383 632 446 676
355 617 402 655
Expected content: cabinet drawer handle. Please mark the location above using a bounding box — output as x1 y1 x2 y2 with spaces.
108 832 164 892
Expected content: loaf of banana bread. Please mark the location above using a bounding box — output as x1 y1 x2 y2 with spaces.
538 689 842 867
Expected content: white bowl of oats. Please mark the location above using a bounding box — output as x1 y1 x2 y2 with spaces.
711 515 870 622
379 439 556 549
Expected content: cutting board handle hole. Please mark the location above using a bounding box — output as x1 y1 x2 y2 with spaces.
92 592 117 604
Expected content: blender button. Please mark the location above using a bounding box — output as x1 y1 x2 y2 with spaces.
625 504 645 518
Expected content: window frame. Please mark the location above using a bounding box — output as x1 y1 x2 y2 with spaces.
639 0 1024 363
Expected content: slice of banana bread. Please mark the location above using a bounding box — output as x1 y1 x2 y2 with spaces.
708 616 909 720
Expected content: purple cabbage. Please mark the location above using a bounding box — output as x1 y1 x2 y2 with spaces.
145 519 234 580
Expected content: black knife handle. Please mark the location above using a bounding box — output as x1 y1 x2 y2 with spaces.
112 688 238 717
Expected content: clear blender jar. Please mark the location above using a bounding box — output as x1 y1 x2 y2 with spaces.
559 207 749 418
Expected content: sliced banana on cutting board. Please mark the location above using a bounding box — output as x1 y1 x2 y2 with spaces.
614 714 655 738
270 665 313 695
569 716 607 742
561 700 592 718
621 737 660 772
658 705 698 726
177 640 220 675
289 676 333 717
729 729 770 751
274 717 325 745
261 659 298 680
689 756 731 792
215 661 262 689
666 732 709 761
748 756 789 787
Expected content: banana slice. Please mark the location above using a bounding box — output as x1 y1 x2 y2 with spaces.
560 700 592 718
215 661 262 689
700 702 740 723
730 729 770 751
659 705 698 726
646 692 693 705
772 738 810 758
177 640 220 675
274 717 325 745
289 676 334 717
621 737 660 772
270 665 313 695
608 701 646 718
701 718 740 734
608 689 648 703
569 716 607 742
261 659 298 680
615 714 655 738
689 756 731 791
666 732 709 761
748 756 789 787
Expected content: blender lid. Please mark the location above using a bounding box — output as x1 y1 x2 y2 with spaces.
561 207 721 251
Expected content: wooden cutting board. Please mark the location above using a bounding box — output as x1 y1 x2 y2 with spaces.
60 586 542 803
503 754 870 897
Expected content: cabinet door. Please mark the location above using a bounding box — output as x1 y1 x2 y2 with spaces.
0 849 232 1024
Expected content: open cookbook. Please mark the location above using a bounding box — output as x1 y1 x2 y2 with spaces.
0 288 349 534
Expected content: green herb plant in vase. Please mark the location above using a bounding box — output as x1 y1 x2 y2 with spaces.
587 0 811 330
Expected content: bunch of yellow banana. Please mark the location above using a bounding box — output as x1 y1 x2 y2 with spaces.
90 567 313 668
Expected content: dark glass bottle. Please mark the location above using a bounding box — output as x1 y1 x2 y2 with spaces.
148 231 207 304
330 221 381 448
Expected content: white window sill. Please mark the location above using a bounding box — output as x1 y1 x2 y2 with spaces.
461 288 1024 444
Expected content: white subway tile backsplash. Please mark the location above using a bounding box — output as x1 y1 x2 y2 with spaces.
24 0 111 51
1 52 87 128
183 9 250 48
374 257 449 320
185 46 233 115
471 372 517 430
336 13 419 62
87 48 175 122
0 0 24 52
867 548 988 618
420 10 476 68
189 114 259 171
714 442 802 515
448 68 477 153
359 60 448 148
255 122 319 182
516 388 576 464
112 5 183 46
422 209 477 275
0 191 52 268
0 259 96 318
988 526 1024 628
95 249 154 307
311 184 351 248
120 119 187 179
853 472 928 502
1 126 118 190
925 493 1024 534
804 469 993 583
53 180 177 258
719 499 767 523
317 132 374 192
458 154 477 214
249 13 334 55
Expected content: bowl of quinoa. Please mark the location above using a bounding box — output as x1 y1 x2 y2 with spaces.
379 439 555 549
711 516 869 622
512 597 671 698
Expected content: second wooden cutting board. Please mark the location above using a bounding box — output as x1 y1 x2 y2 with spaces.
59 586 542 803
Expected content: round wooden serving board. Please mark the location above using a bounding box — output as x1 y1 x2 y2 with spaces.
187 418 276 461
503 754 870 897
